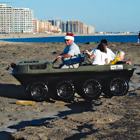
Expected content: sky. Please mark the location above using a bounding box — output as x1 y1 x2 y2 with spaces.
4 0 140 32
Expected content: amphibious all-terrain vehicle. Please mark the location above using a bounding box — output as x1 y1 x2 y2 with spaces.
9 60 135 102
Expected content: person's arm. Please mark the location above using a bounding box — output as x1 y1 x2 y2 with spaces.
56 55 62 60
62 53 72 58
84 50 95 59
105 58 109 64
53 52 65 64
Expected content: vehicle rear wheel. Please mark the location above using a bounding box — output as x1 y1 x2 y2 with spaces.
26 82 49 101
56 81 75 101
80 79 102 100
109 78 129 96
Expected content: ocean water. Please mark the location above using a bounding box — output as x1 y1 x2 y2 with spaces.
0 34 138 43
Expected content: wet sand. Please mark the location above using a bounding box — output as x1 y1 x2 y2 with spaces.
0 42 140 140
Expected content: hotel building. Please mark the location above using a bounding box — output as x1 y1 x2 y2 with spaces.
0 4 33 33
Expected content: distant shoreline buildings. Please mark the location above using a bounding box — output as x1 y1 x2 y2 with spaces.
48 20 95 34
0 3 95 34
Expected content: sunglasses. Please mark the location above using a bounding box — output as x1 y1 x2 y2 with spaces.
65 39 70 42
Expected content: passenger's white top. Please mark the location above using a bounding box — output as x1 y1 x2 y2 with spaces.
91 47 115 64
106 48 116 62
92 49 108 65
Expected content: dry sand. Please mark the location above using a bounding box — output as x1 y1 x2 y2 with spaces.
0 42 140 140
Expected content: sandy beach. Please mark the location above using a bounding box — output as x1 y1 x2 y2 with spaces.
0 42 140 140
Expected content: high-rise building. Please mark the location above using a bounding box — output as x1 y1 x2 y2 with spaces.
0 4 33 33
33 19 61 33
48 19 63 30
50 19 95 34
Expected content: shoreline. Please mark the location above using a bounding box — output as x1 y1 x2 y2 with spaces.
0 34 138 43
0 32 137 39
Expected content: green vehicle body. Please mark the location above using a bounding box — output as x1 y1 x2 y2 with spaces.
9 60 135 102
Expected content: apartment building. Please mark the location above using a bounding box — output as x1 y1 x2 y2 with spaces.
49 19 95 34
33 19 61 33
0 4 33 33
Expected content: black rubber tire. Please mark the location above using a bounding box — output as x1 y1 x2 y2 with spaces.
26 82 49 101
109 78 129 96
79 79 102 101
56 81 75 101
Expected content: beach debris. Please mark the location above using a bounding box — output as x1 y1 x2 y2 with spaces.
136 72 140 75
51 51 57 55
127 92 137 97
16 100 36 106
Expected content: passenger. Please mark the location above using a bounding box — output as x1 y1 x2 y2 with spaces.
54 32 80 68
110 50 131 65
100 39 116 63
137 31 140 44
85 43 109 65
85 39 115 64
